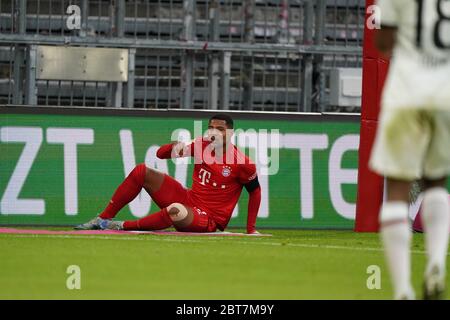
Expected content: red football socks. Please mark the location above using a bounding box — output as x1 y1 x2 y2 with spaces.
123 208 173 230
99 164 147 219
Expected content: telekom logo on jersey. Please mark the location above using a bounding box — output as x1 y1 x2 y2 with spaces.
198 169 211 186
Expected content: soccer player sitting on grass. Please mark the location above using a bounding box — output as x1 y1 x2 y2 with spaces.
76 114 261 234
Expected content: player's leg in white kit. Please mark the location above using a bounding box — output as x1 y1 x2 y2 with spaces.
379 179 415 300
420 110 450 299
421 178 449 299
371 109 450 299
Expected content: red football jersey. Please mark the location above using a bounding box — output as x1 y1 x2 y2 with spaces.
184 138 257 230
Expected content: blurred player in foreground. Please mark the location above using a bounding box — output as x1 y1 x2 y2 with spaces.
370 0 450 299
76 114 261 234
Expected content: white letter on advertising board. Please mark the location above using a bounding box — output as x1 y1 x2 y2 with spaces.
170 128 191 187
119 129 151 218
282 134 328 219
329 134 359 220
0 127 45 215
47 128 94 215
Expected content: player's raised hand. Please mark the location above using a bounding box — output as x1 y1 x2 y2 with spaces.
172 141 189 157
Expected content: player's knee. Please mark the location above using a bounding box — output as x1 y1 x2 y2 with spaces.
423 187 448 209
135 163 147 172
379 201 409 225
130 163 147 184
167 203 188 222
144 167 160 184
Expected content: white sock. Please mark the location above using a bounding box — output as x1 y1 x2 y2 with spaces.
380 202 415 299
422 187 450 277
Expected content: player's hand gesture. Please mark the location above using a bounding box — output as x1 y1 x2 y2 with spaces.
172 141 190 157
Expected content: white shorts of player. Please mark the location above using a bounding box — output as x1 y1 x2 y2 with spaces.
370 108 450 181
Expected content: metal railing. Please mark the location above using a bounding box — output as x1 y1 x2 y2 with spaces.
0 0 364 112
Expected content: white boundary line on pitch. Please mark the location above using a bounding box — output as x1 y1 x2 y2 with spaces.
0 233 441 256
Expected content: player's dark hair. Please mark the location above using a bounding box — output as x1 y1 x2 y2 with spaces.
209 114 234 129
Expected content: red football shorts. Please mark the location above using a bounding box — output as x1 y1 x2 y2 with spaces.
150 174 217 232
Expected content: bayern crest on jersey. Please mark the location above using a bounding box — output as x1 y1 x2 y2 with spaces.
222 166 232 177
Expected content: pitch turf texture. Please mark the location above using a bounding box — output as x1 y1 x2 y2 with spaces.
0 229 449 299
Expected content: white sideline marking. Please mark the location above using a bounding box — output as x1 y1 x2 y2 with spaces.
0 233 442 256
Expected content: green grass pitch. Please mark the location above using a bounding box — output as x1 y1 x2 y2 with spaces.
0 229 448 299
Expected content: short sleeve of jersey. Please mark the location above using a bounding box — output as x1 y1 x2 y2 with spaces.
376 0 401 27
238 161 257 185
